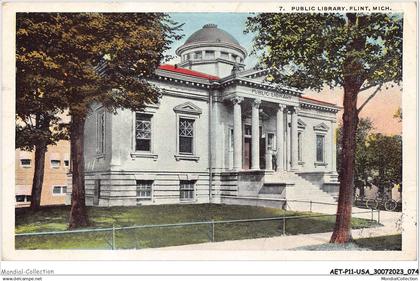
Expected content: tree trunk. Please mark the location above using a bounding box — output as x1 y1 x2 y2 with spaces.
68 114 89 229
30 141 47 211
330 85 360 243
330 12 367 244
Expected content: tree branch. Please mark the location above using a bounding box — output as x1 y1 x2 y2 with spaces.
357 84 383 113
359 83 379 92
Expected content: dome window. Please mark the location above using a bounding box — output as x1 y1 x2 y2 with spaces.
231 54 238 62
205 51 215 59
194 51 203 60
220 52 229 59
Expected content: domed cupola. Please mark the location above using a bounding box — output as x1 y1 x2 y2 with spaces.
176 24 247 78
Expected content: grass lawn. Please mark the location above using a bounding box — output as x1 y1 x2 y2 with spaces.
354 234 402 251
15 204 378 250
294 234 402 251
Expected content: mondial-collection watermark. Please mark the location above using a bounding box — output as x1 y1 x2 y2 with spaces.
1 269 54 276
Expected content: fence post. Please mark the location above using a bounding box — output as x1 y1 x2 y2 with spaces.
282 213 286 235
377 209 381 224
211 220 215 242
112 224 116 250
310 200 312 212
370 208 374 222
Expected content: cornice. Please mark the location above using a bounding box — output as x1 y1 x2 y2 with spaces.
176 41 247 57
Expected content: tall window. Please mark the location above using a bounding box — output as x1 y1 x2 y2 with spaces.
180 180 195 201
298 132 303 162
267 133 275 151
316 135 325 162
136 113 152 152
179 118 194 154
136 180 153 202
244 125 252 138
97 111 105 154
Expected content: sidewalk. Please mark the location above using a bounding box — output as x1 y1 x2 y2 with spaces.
159 206 402 251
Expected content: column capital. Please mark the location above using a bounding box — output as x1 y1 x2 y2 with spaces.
252 98 262 108
230 96 244 105
290 106 300 114
278 104 287 111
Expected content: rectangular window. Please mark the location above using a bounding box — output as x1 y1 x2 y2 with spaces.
51 160 61 168
205 50 215 59
231 54 237 62
136 180 153 202
135 113 152 152
64 160 70 167
179 118 194 154
194 52 202 60
16 195 31 203
97 111 105 154
316 135 325 162
20 159 31 167
220 52 229 59
52 185 67 195
298 132 303 162
180 180 195 201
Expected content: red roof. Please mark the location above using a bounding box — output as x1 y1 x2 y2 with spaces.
158 64 220 81
300 96 337 107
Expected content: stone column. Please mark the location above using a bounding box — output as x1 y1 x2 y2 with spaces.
232 96 244 171
331 121 337 173
276 105 286 171
290 106 299 170
251 99 261 170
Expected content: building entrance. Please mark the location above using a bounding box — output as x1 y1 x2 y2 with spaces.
243 124 266 170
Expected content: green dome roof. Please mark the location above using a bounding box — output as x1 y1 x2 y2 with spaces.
184 24 241 46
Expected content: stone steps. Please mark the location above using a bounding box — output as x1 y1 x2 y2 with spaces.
260 171 337 212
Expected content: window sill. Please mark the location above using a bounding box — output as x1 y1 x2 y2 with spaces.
314 162 328 167
174 154 200 162
131 152 158 161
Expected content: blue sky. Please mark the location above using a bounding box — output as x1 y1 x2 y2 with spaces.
166 13 258 67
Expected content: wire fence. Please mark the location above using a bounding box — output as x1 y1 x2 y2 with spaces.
15 200 382 250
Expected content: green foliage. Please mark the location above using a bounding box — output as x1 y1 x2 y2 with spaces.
246 13 403 92
16 13 183 118
336 118 375 185
336 119 402 191
366 133 402 189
